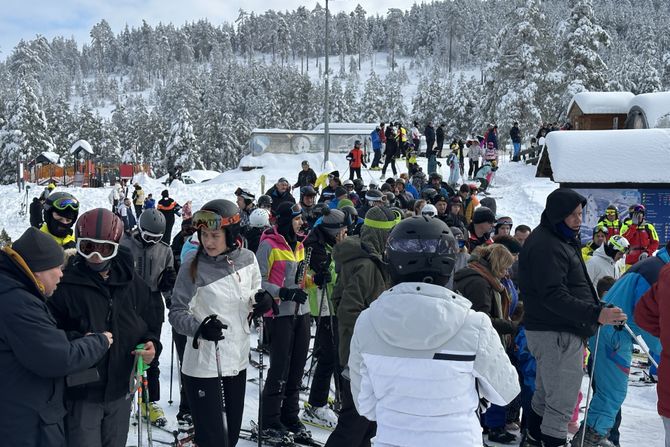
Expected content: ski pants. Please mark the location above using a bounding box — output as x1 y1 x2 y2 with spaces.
371 149 382 168
468 159 479 178
134 205 142 218
65 396 132 447
513 143 521 161
427 155 438 175
308 316 339 408
586 326 630 438
350 167 362 181
173 328 191 414
262 314 311 427
381 157 397 177
526 330 584 441
183 371 246 447
325 378 376 447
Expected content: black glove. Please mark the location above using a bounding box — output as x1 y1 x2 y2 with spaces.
313 271 332 288
278 287 308 304
253 290 279 318
200 316 227 341
158 267 177 292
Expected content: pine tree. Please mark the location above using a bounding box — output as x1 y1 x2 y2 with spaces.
360 71 386 122
165 107 202 171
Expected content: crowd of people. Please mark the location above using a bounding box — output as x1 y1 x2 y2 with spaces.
1 150 668 447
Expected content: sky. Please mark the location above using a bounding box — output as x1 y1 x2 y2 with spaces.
0 0 414 58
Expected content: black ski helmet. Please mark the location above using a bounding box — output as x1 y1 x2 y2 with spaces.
197 199 242 249
421 187 438 202
44 191 79 237
257 195 272 210
385 215 456 286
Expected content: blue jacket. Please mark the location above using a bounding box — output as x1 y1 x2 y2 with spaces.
405 183 419 199
0 249 108 447
370 129 381 150
514 326 536 392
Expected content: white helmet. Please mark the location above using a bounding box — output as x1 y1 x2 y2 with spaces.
421 204 438 218
249 208 271 228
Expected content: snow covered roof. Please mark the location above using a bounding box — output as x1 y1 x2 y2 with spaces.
541 129 670 184
40 151 61 165
627 92 670 128
311 123 378 132
567 92 634 115
251 127 375 136
70 139 94 155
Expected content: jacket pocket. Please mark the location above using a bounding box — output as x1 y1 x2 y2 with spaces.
38 402 67 447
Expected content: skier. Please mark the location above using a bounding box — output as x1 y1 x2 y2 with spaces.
48 208 161 447
120 209 176 427
169 199 267 447
144 193 156 210
621 204 659 267
410 120 421 151
442 195 467 233
29 196 45 228
246 208 272 253
157 189 181 244
467 139 482 180
582 223 608 261
41 191 79 249
347 140 367 181
436 123 446 158
132 183 145 218
381 125 398 178
39 181 56 201
349 216 520 446
235 187 256 229
424 121 435 157
370 126 382 170
466 206 495 252
294 160 317 189
585 235 629 289
319 172 341 204
457 183 479 225
116 197 135 235
518 189 627 447
325 206 401 447
266 177 296 215
494 216 514 237
0 227 111 447
447 145 460 187
302 208 349 429
510 121 522 162
598 205 622 240
256 202 312 441
299 185 319 229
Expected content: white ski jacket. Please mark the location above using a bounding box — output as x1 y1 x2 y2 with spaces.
349 282 520 447
585 244 621 290
169 247 261 378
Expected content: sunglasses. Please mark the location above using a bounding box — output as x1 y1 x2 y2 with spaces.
139 227 163 244
77 238 119 261
192 210 241 231
52 196 80 211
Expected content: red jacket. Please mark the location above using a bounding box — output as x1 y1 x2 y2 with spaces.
347 148 365 169
622 222 659 265
635 263 670 417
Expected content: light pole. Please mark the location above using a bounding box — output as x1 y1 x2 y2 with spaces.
323 0 330 168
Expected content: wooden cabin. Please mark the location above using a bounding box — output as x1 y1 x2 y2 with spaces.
566 92 633 130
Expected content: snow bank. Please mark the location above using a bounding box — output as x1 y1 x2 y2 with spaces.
544 129 670 183
70 139 94 155
568 91 634 115
628 92 670 128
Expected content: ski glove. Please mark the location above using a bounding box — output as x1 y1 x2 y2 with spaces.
158 267 177 292
313 271 332 288
278 287 308 305
196 315 227 344
253 290 279 318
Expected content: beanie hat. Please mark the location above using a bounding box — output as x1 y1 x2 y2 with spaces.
335 186 348 198
277 177 289 185
329 170 340 179
337 198 354 209
493 235 522 255
276 202 301 226
12 227 64 273
365 189 384 203
472 206 496 224
161 189 169 198
364 206 401 230
320 208 347 237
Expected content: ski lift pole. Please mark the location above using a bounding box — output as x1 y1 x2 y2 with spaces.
621 323 659 368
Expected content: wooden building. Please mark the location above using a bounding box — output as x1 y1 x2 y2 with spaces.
566 92 634 130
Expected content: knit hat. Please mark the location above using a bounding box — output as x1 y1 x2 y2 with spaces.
161 189 169 198
320 208 347 238
337 198 354 209
472 206 496 224
12 227 64 272
365 189 384 203
277 177 289 185
335 186 348 198
276 202 302 226
364 206 401 230
329 170 340 179
493 235 522 255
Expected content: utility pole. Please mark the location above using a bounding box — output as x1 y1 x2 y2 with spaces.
323 0 331 168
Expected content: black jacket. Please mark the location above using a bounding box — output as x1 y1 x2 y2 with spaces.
519 188 601 337
510 126 521 143
436 126 445 148
424 125 435 144
30 198 44 228
294 168 317 189
265 185 296 214
0 249 108 447
48 247 162 403
304 226 333 277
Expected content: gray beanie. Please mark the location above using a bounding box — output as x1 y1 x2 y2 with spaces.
12 227 64 272
320 208 347 237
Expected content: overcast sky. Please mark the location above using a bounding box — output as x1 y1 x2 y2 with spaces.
0 0 416 57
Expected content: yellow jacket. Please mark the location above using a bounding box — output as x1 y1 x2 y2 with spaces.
40 223 76 249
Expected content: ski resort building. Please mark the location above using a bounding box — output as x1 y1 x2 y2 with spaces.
624 92 670 129
566 92 634 130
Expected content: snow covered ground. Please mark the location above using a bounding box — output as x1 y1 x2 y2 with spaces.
0 152 664 446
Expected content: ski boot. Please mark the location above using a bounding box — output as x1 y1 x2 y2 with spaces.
253 421 294 447
570 424 615 447
176 410 193 427
283 419 314 444
488 427 517 444
141 401 167 427
519 431 542 447
301 402 338 430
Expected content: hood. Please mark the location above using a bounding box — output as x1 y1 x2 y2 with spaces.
359 225 389 259
62 245 135 288
332 235 371 265
592 243 614 264
540 188 587 227
367 282 472 351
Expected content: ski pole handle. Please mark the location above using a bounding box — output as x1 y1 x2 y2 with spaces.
623 323 659 368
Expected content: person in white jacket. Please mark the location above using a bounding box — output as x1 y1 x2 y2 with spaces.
169 199 272 447
349 216 520 447
586 235 630 290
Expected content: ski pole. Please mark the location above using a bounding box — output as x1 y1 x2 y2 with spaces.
214 337 230 447
325 286 342 410
168 333 175 405
622 323 659 368
257 318 264 447
580 325 601 447
306 287 327 390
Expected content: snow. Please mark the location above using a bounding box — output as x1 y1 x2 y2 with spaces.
38 151 63 165
628 92 670 128
543 129 670 184
0 152 663 446
567 91 634 115
70 139 94 155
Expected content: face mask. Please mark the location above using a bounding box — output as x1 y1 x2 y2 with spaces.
86 259 112 272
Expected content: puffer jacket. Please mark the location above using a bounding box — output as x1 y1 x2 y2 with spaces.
121 232 174 292
169 247 261 378
585 244 621 290
349 282 520 447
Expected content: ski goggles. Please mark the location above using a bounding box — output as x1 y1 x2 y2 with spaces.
387 236 455 255
288 203 303 218
234 187 255 201
496 218 513 227
52 196 80 212
605 210 617 216
139 227 163 244
192 210 241 231
76 238 119 261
